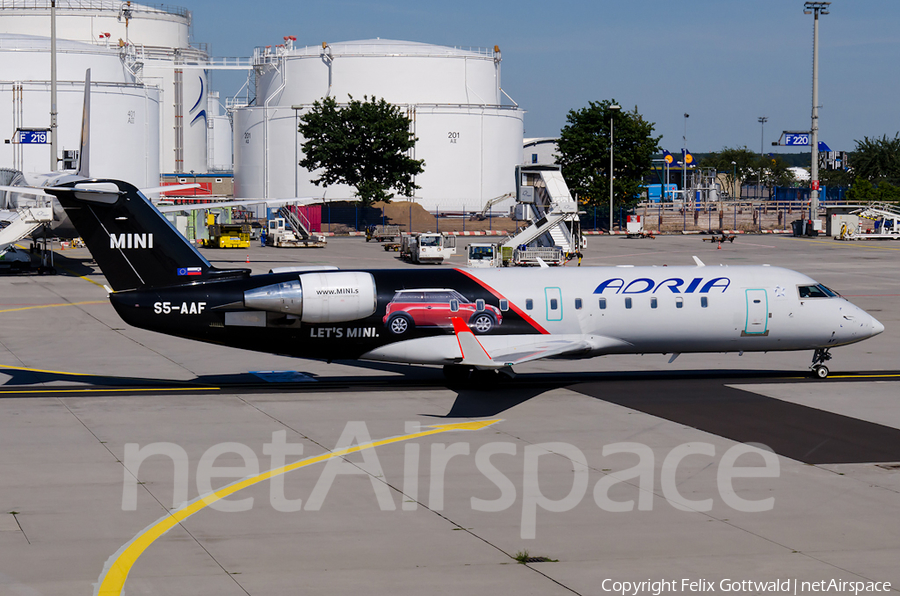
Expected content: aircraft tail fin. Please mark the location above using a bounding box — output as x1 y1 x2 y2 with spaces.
44 179 249 291
77 70 91 178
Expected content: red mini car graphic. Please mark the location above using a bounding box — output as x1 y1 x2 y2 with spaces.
383 289 503 335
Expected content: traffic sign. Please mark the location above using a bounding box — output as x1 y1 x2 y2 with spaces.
15 129 49 144
784 133 810 146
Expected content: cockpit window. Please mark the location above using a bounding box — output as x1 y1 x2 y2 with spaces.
798 284 839 299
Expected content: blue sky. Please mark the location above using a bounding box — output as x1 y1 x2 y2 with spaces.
190 0 900 154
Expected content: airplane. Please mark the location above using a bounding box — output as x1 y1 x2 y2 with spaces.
43 176 883 381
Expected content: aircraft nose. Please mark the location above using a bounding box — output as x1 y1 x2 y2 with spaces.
871 315 885 337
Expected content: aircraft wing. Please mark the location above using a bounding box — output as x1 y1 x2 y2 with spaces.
361 321 630 369
451 318 631 368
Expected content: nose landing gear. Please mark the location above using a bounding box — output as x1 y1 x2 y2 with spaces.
810 348 832 379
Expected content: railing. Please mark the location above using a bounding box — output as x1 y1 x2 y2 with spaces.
259 42 494 58
0 0 189 17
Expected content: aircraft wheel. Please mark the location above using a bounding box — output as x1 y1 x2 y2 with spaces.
386 313 414 335
812 365 829 379
469 312 496 334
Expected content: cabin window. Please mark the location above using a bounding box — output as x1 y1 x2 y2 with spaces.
598 298 607 310
625 297 632 309
499 299 509 311
550 298 558 310
526 299 533 310
215 178 223 183
675 297 683 309
701 296 709 308
476 299 485 311
650 297 658 309
575 298 583 310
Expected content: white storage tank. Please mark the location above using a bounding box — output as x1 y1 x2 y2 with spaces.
0 0 207 175
0 0 190 47
234 39 524 212
207 91 233 172
0 33 159 188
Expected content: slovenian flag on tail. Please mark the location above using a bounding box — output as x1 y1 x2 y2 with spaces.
177 267 203 276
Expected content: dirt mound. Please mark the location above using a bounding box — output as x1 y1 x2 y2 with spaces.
374 200 515 233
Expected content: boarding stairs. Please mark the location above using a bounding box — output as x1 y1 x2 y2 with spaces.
503 168 581 253
0 207 53 248
278 206 316 242
276 205 326 247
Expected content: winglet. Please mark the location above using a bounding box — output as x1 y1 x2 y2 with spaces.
692 255 706 267
451 316 493 366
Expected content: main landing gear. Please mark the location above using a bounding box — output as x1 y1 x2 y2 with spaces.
810 348 832 379
442 365 515 386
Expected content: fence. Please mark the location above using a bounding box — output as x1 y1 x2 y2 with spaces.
580 186 851 233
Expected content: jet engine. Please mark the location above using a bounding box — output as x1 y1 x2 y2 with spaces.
243 271 377 323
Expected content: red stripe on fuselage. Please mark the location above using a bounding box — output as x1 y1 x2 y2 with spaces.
455 268 550 335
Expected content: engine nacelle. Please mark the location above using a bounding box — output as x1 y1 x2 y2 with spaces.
243 271 377 323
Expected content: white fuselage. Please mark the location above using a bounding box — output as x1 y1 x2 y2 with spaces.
362 265 883 365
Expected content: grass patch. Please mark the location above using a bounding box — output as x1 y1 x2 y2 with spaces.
513 549 557 564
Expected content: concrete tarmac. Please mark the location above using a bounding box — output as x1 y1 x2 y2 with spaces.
1 234 899 595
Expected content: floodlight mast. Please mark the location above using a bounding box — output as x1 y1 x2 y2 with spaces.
805 1 829 223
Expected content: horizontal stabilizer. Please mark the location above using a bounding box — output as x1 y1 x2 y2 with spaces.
156 196 322 213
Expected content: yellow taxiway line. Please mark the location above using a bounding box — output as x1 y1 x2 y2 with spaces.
0 387 219 394
0 365 218 393
0 364 94 376
95 418 502 596
790 237 900 251
0 300 106 314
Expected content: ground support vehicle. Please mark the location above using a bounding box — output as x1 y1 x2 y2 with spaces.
204 223 251 248
266 218 327 248
0 245 32 272
399 233 456 264
366 225 402 242
511 246 565 266
466 243 502 268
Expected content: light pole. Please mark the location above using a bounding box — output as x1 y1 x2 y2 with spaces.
731 161 737 199
682 113 689 203
732 160 737 229
758 116 767 199
805 1 829 222
50 0 58 170
608 104 621 231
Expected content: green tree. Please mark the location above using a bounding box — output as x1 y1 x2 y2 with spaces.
847 177 900 203
298 95 425 206
851 134 900 185
819 167 853 188
763 155 795 191
556 100 660 212
698 146 762 196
